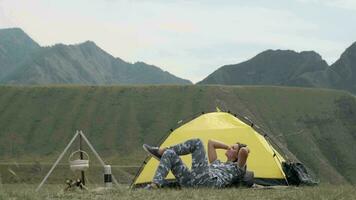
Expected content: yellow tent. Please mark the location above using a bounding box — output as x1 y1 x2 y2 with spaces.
132 111 287 187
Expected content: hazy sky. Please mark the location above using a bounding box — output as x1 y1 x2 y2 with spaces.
1 0 356 82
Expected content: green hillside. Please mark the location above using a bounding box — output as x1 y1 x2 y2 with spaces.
0 85 355 184
0 28 191 85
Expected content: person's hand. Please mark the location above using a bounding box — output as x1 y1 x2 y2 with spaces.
230 144 240 151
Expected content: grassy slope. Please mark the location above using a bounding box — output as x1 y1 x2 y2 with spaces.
0 85 355 184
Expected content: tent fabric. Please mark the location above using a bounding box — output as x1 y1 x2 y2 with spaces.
132 112 287 187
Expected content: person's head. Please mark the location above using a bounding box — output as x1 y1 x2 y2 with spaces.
225 142 247 162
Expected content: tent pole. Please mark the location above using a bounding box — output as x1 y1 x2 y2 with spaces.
36 131 80 192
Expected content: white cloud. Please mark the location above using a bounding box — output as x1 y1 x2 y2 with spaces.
296 0 356 10
0 0 14 27
325 0 356 10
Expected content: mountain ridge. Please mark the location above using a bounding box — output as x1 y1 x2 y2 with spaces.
198 43 356 93
199 49 329 87
0 28 40 79
0 28 192 85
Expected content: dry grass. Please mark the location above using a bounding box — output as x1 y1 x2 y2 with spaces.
0 184 355 200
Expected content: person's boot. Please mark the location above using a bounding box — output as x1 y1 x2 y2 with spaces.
143 144 162 160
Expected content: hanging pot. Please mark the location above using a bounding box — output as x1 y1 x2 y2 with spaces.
69 150 89 171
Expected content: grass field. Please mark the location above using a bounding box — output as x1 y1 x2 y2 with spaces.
0 163 138 185
0 184 355 200
0 85 356 185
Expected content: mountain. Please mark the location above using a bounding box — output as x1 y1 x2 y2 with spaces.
0 28 191 85
0 28 40 79
0 85 355 185
198 49 329 86
327 42 356 93
198 42 356 93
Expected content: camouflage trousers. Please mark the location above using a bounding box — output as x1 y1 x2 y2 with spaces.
152 138 215 187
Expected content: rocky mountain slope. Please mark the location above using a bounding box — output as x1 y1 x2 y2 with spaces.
0 28 191 85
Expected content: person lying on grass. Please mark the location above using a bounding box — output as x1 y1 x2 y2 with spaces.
143 138 249 189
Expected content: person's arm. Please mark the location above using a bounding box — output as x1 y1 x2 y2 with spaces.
208 139 230 163
236 146 250 168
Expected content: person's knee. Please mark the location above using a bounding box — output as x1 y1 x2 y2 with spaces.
162 149 176 157
191 138 203 146
162 149 181 165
